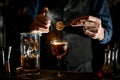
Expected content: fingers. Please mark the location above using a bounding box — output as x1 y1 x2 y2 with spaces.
84 26 104 40
30 7 50 33
41 7 49 16
30 22 50 33
70 19 83 27
71 15 104 40
80 16 101 23
71 15 101 27
83 22 103 40
35 7 49 19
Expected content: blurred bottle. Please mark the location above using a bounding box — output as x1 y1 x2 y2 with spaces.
0 15 6 75
112 47 120 79
0 46 12 76
98 45 114 79
98 43 120 80
0 15 11 76
0 47 6 75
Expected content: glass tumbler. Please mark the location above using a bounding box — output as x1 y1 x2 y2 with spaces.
19 32 41 76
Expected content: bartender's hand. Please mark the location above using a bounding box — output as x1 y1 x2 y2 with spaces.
30 7 51 33
70 15 104 41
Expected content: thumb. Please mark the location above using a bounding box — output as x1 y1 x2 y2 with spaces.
42 7 49 16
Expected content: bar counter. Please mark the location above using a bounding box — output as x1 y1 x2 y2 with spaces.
0 69 102 80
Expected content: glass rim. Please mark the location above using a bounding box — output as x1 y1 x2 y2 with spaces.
20 32 42 36
50 40 68 44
